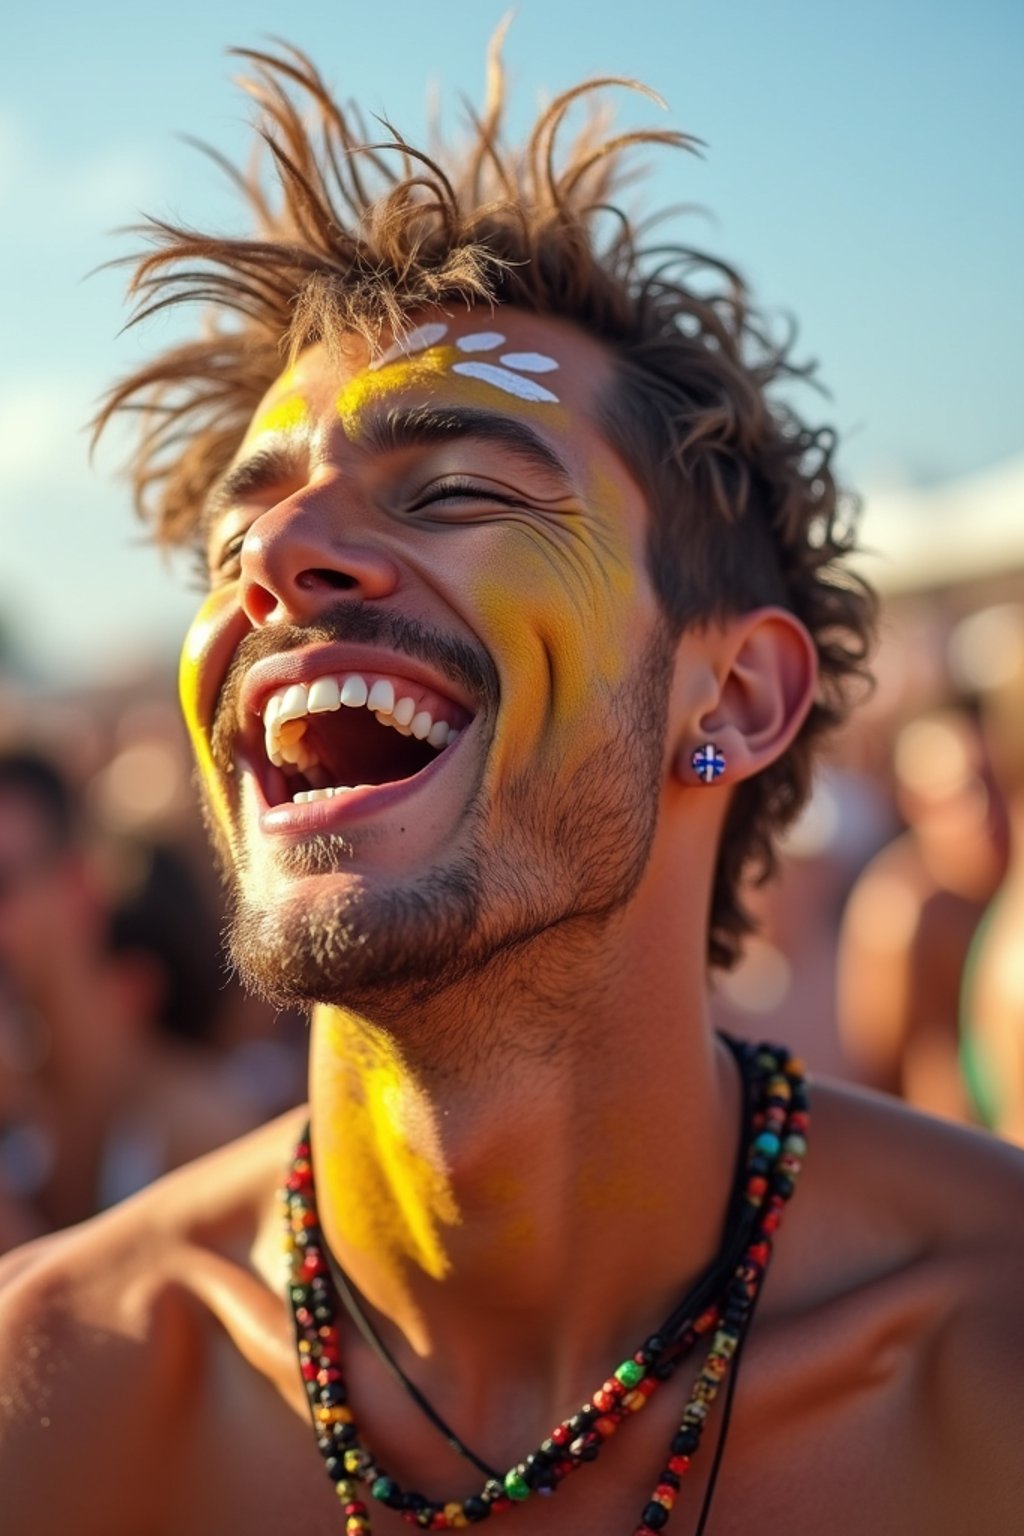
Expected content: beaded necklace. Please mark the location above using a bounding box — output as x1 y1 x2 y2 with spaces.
282 1038 808 1535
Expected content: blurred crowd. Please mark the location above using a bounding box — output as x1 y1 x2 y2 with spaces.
1 585 1022 1255
0 673 306 1253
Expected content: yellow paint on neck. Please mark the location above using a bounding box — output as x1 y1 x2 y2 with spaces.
179 588 236 850
311 1005 460 1285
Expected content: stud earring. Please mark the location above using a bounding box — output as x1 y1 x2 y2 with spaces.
691 742 726 784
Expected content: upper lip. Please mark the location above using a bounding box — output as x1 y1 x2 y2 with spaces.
236 641 480 735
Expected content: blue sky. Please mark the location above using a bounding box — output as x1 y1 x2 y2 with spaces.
2 0 1021 678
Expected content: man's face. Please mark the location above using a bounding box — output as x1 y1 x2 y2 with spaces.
183 308 674 1010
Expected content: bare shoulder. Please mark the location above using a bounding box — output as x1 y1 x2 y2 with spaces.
770 1078 1024 1523
0 1110 305 1536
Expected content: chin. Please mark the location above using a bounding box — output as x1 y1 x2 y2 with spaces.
223 851 490 1010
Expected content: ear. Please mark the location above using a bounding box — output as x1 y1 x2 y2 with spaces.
671 608 817 787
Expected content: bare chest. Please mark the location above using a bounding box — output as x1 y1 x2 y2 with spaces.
163 1302 960 1536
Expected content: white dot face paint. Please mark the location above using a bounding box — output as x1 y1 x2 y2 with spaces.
455 331 506 352
451 361 560 403
367 321 562 403
371 321 449 370
498 352 559 373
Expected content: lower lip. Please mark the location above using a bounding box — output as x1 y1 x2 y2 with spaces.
256 731 466 837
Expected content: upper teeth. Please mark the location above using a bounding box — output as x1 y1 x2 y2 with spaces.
261 672 461 769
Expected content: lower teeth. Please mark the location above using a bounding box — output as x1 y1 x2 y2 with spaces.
293 786 356 804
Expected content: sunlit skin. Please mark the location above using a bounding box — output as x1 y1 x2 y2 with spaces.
180 307 749 1370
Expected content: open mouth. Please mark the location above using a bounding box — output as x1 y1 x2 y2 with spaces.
252 669 474 809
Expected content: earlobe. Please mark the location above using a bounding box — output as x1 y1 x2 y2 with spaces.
673 608 817 786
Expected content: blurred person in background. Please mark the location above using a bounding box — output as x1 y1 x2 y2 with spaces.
959 605 1024 1143
0 748 269 1239
0 749 104 1237
837 701 1008 1120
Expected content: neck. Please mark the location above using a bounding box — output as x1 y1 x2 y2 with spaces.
306 909 741 1422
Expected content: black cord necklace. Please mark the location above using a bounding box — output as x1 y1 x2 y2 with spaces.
282 1037 809 1533
321 1032 758 1486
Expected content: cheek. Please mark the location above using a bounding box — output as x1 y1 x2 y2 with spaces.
179 588 238 844
467 521 639 771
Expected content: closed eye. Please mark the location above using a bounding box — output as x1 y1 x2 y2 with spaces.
409 476 528 513
205 529 249 586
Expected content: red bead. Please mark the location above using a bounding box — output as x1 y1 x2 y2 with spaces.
300 1359 317 1380
551 1425 570 1445
344 1502 367 1516
592 1388 616 1412
667 1455 691 1475
594 1415 618 1438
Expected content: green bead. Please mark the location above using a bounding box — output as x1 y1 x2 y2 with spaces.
372 1477 398 1503
614 1359 645 1388
504 1469 531 1501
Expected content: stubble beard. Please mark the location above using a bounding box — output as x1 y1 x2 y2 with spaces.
217 627 675 1016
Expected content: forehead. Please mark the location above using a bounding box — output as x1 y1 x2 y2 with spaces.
249 307 618 451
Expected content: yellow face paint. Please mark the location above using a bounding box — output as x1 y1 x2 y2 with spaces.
179 587 237 850
251 394 309 438
336 347 458 435
311 1005 460 1287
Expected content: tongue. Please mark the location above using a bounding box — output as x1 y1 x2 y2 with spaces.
304 709 435 787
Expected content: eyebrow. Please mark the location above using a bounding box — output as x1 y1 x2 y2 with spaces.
362 404 575 489
199 402 576 546
199 444 305 546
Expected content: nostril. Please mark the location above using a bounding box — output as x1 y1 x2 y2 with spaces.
296 569 359 592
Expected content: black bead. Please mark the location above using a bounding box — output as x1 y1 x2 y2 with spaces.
482 1480 505 1503
644 1333 665 1357
642 1504 669 1530
672 1428 699 1455
652 1360 676 1381
773 1173 795 1199
312 1303 333 1324
324 1456 346 1481
320 1382 347 1406
661 1471 681 1491
464 1496 491 1521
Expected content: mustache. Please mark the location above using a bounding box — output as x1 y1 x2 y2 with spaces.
210 603 500 769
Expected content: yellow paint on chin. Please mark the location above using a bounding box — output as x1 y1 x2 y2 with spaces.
251 394 309 438
179 588 236 849
312 1005 460 1286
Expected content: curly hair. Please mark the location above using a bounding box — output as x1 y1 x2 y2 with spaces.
96 34 876 968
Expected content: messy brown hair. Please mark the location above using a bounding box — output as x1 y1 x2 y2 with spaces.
96 34 875 969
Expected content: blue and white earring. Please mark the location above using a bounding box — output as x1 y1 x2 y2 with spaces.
691 742 726 784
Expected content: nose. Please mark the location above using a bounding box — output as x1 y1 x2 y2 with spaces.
238 489 401 627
